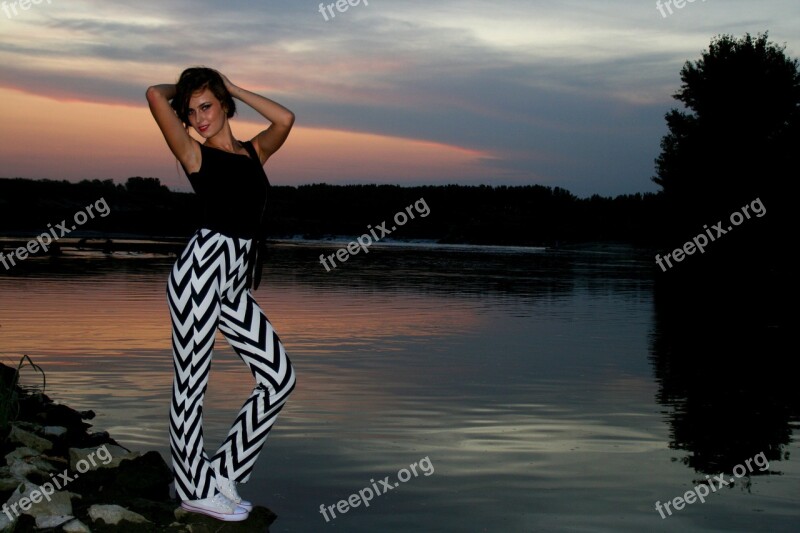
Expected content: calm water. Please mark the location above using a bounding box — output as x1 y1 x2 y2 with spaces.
0 241 797 532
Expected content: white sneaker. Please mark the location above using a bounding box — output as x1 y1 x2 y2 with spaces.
181 492 249 521
215 471 254 512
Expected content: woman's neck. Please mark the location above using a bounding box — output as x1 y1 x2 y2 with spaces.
204 125 240 153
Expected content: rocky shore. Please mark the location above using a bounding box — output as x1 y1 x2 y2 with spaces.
0 362 275 532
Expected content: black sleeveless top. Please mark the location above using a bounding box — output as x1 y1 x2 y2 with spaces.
183 140 269 240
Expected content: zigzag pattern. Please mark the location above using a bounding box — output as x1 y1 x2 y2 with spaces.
167 229 296 501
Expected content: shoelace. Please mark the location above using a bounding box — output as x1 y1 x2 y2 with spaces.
212 492 236 511
218 477 240 502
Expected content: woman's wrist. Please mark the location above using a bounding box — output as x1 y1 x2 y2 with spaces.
216 71 240 99
148 84 176 100
227 83 242 99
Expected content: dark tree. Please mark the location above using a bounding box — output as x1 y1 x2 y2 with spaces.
651 32 796 329
125 177 171 196
653 32 798 217
647 35 796 479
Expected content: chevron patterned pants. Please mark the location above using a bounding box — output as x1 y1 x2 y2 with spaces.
167 228 297 501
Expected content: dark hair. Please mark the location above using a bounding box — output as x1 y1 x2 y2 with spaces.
170 67 236 125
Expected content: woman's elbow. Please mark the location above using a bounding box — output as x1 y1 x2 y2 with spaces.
145 86 160 102
280 111 296 128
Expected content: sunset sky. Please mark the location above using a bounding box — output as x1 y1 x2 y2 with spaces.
1 0 798 197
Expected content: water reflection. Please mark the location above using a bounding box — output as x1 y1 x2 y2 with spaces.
0 242 796 531
649 278 798 476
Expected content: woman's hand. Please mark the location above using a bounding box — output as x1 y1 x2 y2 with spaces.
216 70 239 97
215 72 295 164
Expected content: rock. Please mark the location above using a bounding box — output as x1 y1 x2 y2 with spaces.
9 421 40 433
30 490 73 517
4 446 40 464
5 454 59 484
0 476 19 492
8 458 37 480
62 518 92 532
69 450 173 507
8 455 58 479
88 504 150 525
2 481 74 526
115 496 180 527
8 424 53 452
0 446 57 486
18 399 93 431
111 451 173 499
25 457 57 476
28 456 59 475
87 431 118 446
68 451 177 528
42 426 68 438
35 513 74 529
0 513 14 533
69 445 139 471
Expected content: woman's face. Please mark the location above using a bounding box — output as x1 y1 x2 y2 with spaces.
187 87 227 138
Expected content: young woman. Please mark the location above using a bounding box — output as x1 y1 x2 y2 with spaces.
146 68 297 522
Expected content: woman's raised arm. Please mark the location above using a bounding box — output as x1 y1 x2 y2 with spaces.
145 84 200 173
219 73 295 164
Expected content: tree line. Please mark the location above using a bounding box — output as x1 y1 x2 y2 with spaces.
0 177 668 247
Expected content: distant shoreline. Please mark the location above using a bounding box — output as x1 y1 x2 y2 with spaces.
0 178 668 249
1 234 657 261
